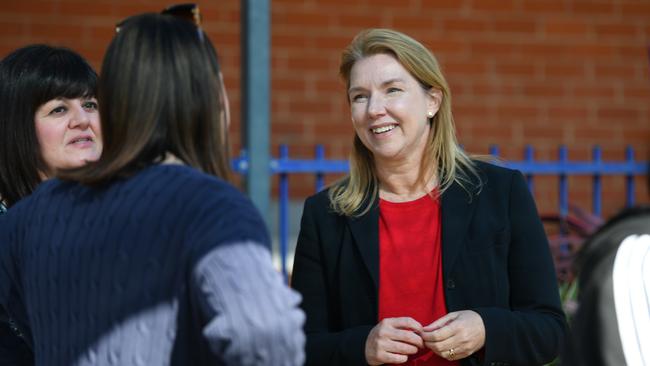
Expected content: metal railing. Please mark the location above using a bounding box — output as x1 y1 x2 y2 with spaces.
233 145 648 278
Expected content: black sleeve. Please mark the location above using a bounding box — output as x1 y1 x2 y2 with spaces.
0 311 34 366
291 196 373 366
0 212 34 365
474 171 568 365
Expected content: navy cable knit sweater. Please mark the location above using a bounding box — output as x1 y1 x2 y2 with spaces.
0 164 305 366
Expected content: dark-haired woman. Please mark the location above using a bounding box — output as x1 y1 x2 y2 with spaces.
0 44 101 366
0 44 101 208
0 13 304 366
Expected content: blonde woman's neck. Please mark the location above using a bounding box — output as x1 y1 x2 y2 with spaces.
375 158 437 203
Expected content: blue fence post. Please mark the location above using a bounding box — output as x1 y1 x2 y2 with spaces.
234 149 248 173
592 146 602 216
559 146 569 219
489 144 499 158
524 145 534 193
626 146 635 207
278 145 289 281
315 145 325 192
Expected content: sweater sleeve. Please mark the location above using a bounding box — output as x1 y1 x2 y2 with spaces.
190 241 305 366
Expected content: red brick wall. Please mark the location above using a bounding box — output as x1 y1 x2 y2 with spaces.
1 0 648 217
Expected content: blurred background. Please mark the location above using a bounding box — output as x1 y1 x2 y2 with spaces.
1 0 648 266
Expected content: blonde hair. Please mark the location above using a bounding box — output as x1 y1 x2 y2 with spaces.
329 28 480 216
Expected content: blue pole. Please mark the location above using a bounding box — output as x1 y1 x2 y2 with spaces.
559 146 568 219
626 146 635 207
524 145 534 193
279 145 289 281
241 0 271 226
315 145 325 192
592 146 602 216
489 144 499 158
558 145 570 256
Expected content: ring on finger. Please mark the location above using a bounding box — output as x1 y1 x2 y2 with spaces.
448 348 456 360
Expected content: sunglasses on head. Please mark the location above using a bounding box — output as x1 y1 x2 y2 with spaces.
115 3 204 41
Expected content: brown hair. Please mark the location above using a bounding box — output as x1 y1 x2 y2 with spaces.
60 13 231 184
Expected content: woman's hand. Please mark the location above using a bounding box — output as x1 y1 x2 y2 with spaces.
419 310 485 361
365 317 424 365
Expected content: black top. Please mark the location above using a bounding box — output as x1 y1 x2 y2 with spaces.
0 203 34 366
292 161 567 366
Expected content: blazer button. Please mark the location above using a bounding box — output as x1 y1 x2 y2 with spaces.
446 279 456 289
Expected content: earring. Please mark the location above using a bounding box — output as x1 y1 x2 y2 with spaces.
427 111 434 118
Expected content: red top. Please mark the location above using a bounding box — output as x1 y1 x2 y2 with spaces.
378 193 458 366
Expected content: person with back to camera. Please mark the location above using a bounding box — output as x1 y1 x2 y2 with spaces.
0 9 305 366
0 44 102 366
292 28 567 366
562 163 649 366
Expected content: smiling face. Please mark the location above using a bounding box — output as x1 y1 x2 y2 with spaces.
348 53 441 166
34 97 102 174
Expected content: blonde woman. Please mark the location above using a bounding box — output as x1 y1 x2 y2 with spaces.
292 28 566 366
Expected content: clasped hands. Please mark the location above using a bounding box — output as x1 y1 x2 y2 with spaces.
364 310 485 365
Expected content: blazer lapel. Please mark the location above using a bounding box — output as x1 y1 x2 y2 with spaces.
441 179 479 278
345 173 481 290
347 199 380 291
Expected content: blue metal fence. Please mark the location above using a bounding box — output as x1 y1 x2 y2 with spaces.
233 145 648 278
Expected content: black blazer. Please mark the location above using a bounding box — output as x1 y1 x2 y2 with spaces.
292 161 567 366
